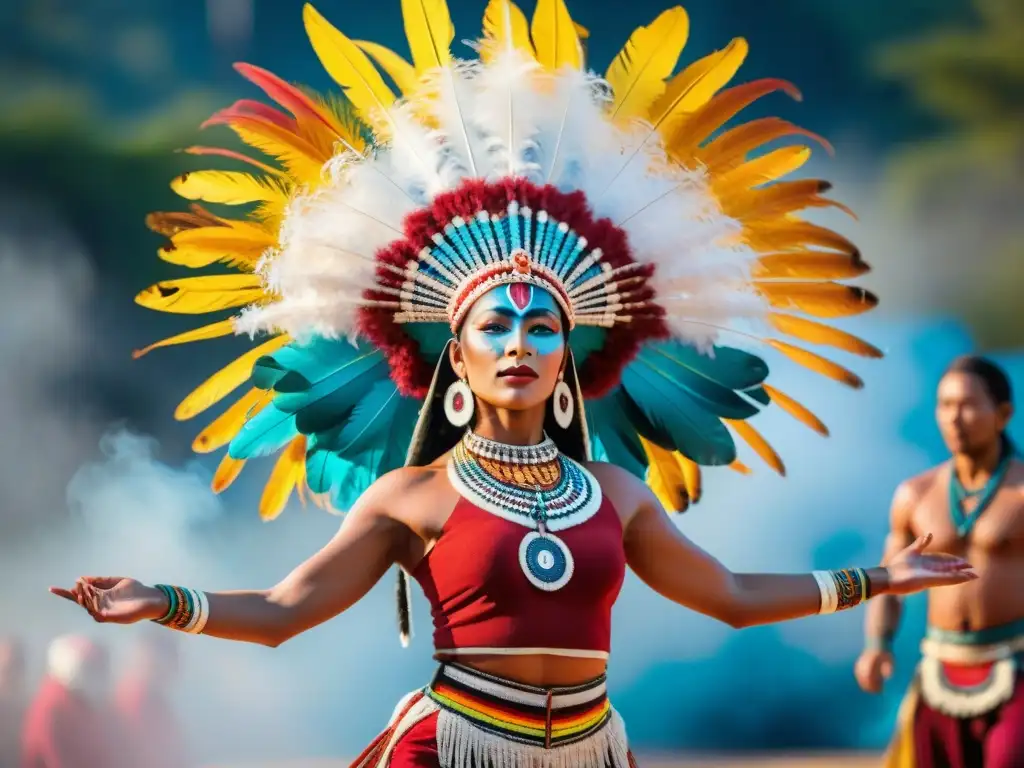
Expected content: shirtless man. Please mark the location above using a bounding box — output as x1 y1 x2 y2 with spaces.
855 355 1024 768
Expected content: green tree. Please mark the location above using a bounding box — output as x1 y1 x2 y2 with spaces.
876 0 1024 349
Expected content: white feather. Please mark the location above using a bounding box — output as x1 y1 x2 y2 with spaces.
239 50 772 353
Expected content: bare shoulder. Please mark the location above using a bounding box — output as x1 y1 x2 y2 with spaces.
356 465 447 516
584 461 651 524
894 465 944 508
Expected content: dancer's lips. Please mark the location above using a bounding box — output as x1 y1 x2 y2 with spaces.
498 365 539 384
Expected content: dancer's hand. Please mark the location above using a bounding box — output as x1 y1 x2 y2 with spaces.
855 648 894 694
49 577 168 624
883 533 977 596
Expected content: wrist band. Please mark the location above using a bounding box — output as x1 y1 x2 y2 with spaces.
865 634 894 653
813 568 874 615
152 584 210 634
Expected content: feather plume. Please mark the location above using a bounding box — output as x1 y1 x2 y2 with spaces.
605 7 689 122
531 0 582 71
756 282 877 318
212 454 246 493
768 339 863 389
639 435 688 512
133 319 236 360
161 222 273 269
676 453 702 504
135 275 264 314
724 418 785 475
648 37 748 135
171 171 289 206
175 336 291 421
714 146 812 194
701 118 832 170
401 0 454 72
675 78 802 153
146 205 224 237
481 0 533 62
767 313 882 357
762 384 828 436
259 436 308 521
303 4 398 133
193 388 270 453
355 41 420 94
752 251 868 280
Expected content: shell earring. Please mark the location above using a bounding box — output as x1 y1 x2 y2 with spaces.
552 374 574 429
444 378 474 427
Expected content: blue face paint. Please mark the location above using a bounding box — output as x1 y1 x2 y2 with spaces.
464 284 564 360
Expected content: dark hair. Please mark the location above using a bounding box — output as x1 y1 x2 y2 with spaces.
943 355 1013 406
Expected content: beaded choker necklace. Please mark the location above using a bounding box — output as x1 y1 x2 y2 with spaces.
447 431 603 592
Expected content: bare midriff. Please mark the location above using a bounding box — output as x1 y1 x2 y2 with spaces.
434 652 607 687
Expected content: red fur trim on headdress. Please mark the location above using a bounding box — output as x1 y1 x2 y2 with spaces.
357 178 669 399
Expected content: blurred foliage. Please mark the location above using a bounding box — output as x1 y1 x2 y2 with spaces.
876 0 1024 350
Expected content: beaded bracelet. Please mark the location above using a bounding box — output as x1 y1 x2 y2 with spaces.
153 584 210 634
812 568 873 615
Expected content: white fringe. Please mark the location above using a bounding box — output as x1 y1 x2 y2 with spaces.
436 706 631 768
918 655 1018 718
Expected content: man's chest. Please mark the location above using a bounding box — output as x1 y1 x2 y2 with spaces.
913 485 1024 555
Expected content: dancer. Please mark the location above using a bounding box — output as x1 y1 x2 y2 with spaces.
20 636 116 768
857 356 1024 768
55 2 975 766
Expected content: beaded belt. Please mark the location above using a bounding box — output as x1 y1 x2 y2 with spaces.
427 663 614 749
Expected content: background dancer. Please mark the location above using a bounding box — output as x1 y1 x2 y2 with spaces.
857 355 1024 768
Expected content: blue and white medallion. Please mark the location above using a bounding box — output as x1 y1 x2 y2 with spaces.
518 531 574 591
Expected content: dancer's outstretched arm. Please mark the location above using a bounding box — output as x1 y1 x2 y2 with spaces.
51 472 413 647
592 463 976 628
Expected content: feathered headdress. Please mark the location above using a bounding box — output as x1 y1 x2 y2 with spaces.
138 0 879 522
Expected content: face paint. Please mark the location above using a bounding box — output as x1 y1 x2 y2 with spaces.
465 285 563 357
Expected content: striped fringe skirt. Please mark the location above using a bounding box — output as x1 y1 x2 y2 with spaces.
351 663 636 768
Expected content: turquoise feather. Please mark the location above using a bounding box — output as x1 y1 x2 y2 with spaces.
620 361 737 465
229 404 299 459
634 346 760 421
585 391 649 479
290 358 388 434
568 326 607 368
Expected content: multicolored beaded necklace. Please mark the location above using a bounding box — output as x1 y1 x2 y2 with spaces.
447 431 602 591
949 443 1014 538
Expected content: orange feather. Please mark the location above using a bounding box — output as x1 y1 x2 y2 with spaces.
212 454 246 493
752 252 869 280
259 437 308 521
768 313 883 357
762 384 829 436
724 419 785 476
192 388 270 454
768 339 864 389
756 282 877 318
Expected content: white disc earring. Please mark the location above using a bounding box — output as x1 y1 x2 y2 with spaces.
444 379 474 427
552 379 574 429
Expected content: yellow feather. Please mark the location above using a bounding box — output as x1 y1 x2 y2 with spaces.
744 221 860 258
260 437 308 521
481 0 534 62
355 41 420 94
160 223 272 270
768 339 863 389
675 453 702 504
401 0 454 72
648 37 747 133
229 121 329 182
762 384 829 436
714 146 811 194
135 275 264 315
639 436 687 512
303 4 398 134
531 0 582 71
767 313 883 358
573 22 590 40
175 335 291 421
192 388 270 454
132 319 236 360
212 454 246 494
724 419 785 476
752 251 869 280
170 170 288 206
756 281 878 318
729 459 752 475
606 7 689 121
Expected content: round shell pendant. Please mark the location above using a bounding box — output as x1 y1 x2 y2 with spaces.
518 531 574 591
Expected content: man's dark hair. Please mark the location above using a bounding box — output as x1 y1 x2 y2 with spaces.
944 355 1013 407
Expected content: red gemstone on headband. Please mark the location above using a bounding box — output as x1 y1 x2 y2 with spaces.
453 392 465 411
509 282 532 311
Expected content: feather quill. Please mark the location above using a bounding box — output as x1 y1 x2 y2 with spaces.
531 0 582 71
605 7 689 122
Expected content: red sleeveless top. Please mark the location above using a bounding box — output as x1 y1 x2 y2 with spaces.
411 493 626 656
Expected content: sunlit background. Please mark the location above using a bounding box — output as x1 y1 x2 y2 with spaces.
1 0 1022 764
